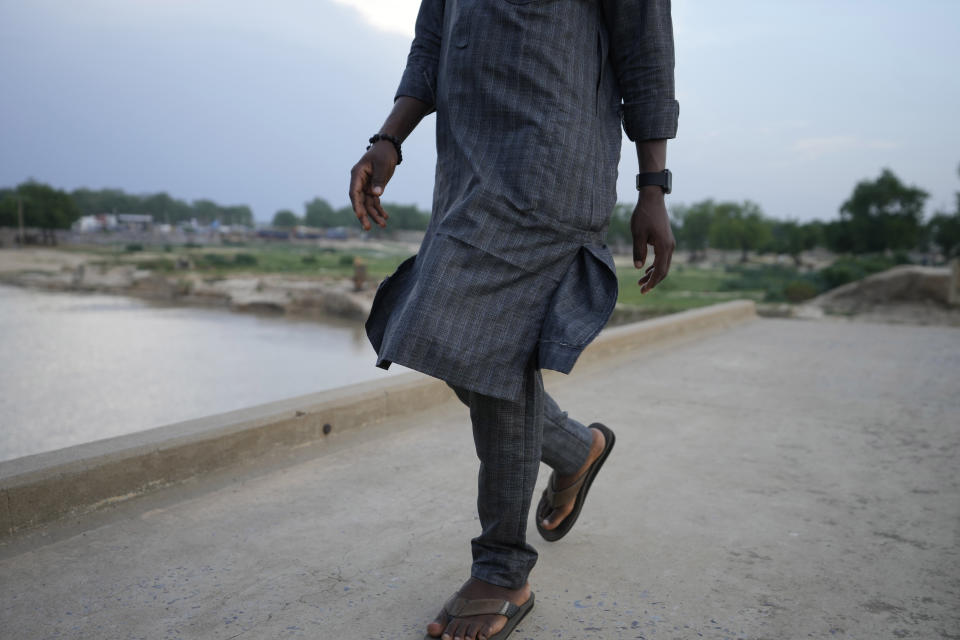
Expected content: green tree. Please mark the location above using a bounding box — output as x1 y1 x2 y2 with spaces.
304 197 350 228
0 181 80 243
708 200 771 262
220 205 254 226
272 209 300 228
68 187 252 226
926 163 960 258
605 203 633 248
672 200 713 261
766 220 821 266
928 212 960 258
838 168 928 253
385 203 431 230
0 187 16 227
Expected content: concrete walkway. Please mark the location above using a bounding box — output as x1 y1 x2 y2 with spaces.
1 318 958 639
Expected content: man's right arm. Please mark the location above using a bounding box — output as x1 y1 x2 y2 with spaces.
349 0 444 230
349 97 433 230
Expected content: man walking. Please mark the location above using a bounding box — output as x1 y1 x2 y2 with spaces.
349 1 678 638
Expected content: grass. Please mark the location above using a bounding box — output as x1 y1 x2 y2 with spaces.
84 245 413 280
60 244 910 315
616 263 763 312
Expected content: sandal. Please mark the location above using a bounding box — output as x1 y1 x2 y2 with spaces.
424 591 535 640
536 422 616 542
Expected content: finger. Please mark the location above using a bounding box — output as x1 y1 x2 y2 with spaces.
639 254 659 291
660 246 674 284
371 198 390 226
349 165 372 230
643 256 669 293
364 195 385 227
633 234 647 268
649 242 675 290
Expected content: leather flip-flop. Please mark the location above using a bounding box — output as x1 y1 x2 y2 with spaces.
424 591 535 640
536 422 616 542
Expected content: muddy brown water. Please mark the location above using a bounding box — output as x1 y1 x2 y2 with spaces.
0 283 404 462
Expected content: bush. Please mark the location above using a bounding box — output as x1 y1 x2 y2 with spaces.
818 263 860 289
201 253 229 267
138 258 175 272
301 255 318 264
338 254 356 267
817 254 901 290
233 253 258 266
125 243 144 252
783 280 819 303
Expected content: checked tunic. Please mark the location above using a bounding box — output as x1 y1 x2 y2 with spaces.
366 0 679 402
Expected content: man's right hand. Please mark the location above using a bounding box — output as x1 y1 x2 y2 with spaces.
349 141 398 231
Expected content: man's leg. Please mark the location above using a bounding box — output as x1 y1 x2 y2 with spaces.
427 366 542 639
450 387 593 478
540 393 593 477
536 394 608 532
449 384 608 535
448 365 544 588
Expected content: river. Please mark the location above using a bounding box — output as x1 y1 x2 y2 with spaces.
0 283 404 462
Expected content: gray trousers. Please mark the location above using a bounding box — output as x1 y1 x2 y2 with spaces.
448 364 594 590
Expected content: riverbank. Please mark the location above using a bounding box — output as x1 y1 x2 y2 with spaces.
4 246 959 326
0 247 376 320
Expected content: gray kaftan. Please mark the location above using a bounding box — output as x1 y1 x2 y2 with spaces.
366 0 679 401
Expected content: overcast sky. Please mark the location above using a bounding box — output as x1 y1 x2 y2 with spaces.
1 0 958 223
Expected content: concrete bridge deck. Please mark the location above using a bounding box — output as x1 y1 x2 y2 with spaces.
1 314 958 639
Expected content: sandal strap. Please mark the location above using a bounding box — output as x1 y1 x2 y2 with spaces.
543 470 588 509
444 596 519 618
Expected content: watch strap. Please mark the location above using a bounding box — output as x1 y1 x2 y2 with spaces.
636 169 672 194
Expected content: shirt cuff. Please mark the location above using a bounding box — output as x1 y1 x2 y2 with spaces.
621 99 680 141
394 64 436 112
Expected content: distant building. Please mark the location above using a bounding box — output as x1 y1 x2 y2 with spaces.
72 213 154 233
116 214 153 231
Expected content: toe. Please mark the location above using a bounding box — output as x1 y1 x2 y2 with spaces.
426 611 446 638
541 508 558 529
541 503 572 530
464 622 481 640
443 619 461 640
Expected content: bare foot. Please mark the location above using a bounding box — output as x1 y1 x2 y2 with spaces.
539 426 606 531
426 577 531 640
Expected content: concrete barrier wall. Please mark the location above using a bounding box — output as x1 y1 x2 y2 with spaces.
0 300 755 537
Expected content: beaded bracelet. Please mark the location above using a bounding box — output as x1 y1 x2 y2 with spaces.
367 133 403 165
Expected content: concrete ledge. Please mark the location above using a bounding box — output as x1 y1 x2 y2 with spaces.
0 299 755 537
579 299 756 366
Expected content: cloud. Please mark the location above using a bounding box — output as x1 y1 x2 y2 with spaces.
792 136 898 158
329 0 420 37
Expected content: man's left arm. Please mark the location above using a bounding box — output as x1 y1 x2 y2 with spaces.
602 0 679 292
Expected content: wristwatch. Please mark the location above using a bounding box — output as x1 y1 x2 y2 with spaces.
636 169 672 194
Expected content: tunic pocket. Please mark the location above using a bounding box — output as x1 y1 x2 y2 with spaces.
537 244 618 374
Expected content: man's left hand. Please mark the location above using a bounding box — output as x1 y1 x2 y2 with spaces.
630 188 675 294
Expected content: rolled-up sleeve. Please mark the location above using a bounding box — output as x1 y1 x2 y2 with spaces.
394 0 444 111
602 0 679 141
